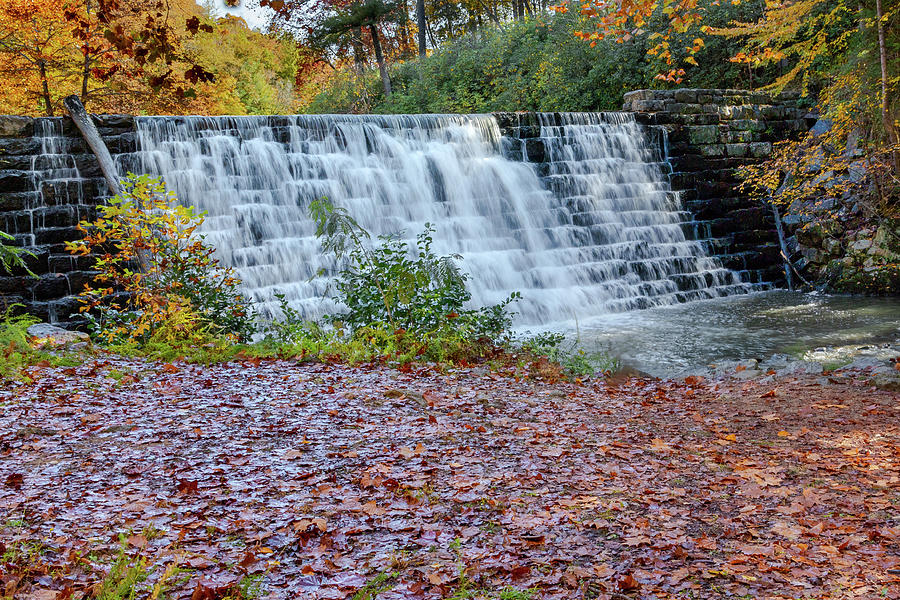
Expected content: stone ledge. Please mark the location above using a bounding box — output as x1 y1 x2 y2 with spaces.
0 116 34 138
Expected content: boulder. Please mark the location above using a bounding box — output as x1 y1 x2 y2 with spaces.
27 323 90 347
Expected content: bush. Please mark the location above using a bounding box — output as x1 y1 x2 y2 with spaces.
0 306 83 382
310 199 518 338
67 174 256 347
255 200 520 363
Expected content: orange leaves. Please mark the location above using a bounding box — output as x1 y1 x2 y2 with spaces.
649 437 672 452
398 442 425 459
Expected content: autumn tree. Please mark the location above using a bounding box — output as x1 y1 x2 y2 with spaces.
0 0 78 115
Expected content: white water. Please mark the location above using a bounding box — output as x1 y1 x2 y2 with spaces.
123 113 757 324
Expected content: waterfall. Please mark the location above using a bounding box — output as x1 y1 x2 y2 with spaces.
122 113 755 325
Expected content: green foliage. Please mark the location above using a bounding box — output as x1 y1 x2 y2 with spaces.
0 230 34 276
191 17 299 115
95 542 149 600
351 571 398 600
309 199 518 344
521 331 621 377
67 174 256 348
309 6 777 114
226 574 264 600
0 306 83 382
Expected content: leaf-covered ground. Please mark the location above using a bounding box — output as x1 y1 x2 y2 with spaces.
1 356 899 599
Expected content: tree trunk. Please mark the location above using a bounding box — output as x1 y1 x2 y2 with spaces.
369 24 391 97
875 0 900 171
416 0 427 56
81 0 92 102
38 60 53 116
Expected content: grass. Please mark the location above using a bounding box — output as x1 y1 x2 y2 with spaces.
95 544 150 600
352 571 398 600
0 306 86 382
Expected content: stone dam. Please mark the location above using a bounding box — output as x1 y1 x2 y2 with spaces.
0 89 810 326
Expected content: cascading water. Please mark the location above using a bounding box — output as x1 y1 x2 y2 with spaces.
121 113 757 325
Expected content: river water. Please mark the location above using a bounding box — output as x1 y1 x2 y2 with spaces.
563 291 900 376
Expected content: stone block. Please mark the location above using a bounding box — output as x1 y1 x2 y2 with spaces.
669 154 708 171
688 125 718 144
0 155 35 171
32 274 70 300
760 105 785 119
34 226 81 245
27 322 90 346
718 105 756 120
749 142 773 158
725 143 749 157
524 138 546 162
493 112 516 130
0 170 31 193
669 102 705 114
2 210 32 235
0 192 37 211
720 130 753 143
823 238 842 255
95 114 134 129
730 119 766 131
0 137 40 156
631 100 667 112
670 113 720 125
673 89 699 103
0 116 34 138
623 90 657 104
104 132 137 154
0 275 31 295
801 246 826 264
700 144 725 157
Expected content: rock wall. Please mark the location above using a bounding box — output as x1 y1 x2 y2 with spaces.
623 89 813 284
0 115 135 324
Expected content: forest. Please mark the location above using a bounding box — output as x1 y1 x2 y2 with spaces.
1 0 900 599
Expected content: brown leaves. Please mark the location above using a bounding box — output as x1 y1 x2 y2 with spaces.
190 579 238 600
2 357 899 599
397 442 425 459
176 479 199 494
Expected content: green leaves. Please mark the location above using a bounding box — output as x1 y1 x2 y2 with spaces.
310 199 517 344
0 230 35 277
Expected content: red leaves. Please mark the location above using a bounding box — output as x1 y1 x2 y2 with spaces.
2 358 899 599
616 573 640 592
176 479 199 494
4 473 23 488
190 579 238 600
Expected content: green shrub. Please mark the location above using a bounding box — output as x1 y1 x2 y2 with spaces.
309 199 518 346
0 306 84 382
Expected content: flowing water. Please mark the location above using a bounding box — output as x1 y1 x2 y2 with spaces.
26 112 897 371
124 113 757 322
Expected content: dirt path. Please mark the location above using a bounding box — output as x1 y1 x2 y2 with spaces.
1 356 898 599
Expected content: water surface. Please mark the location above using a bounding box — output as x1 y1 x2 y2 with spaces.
564 291 900 376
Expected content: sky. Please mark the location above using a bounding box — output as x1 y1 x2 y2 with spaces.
201 0 271 31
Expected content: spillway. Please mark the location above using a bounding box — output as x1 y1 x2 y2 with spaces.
115 112 757 324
